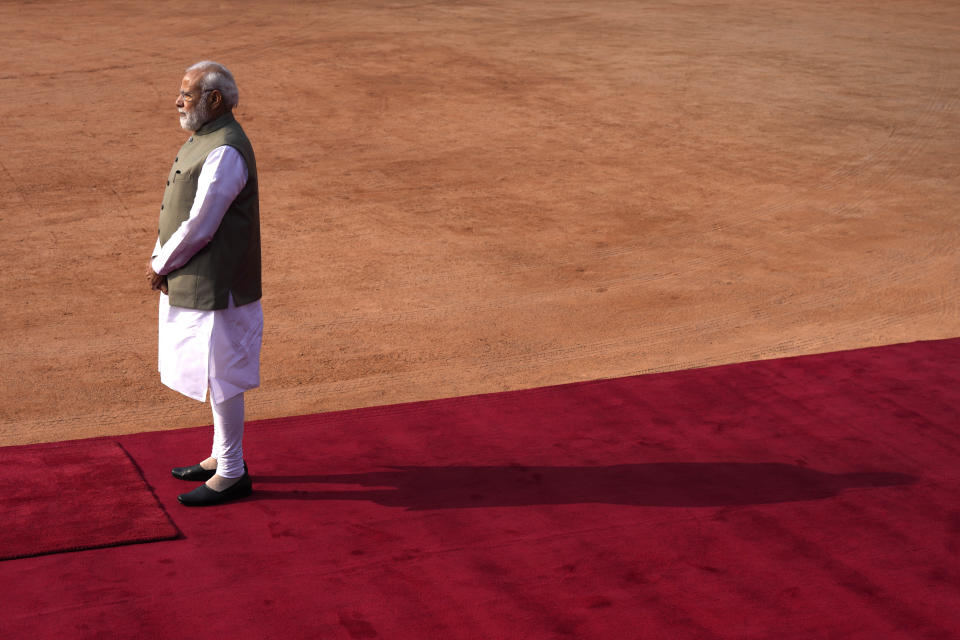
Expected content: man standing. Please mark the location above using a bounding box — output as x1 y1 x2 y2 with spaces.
147 61 262 506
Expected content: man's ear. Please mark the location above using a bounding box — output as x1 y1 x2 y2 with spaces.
209 89 223 109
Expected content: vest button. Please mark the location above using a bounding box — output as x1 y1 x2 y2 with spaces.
166 180 170 185
161 205 164 210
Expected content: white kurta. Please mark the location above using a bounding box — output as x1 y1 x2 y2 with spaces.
152 145 263 404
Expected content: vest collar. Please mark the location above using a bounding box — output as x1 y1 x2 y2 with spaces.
195 112 236 136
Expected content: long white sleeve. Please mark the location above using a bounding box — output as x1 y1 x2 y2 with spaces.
152 145 249 275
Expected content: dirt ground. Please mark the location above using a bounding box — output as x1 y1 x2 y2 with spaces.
1 0 958 447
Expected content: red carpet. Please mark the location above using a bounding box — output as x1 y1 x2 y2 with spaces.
0 441 178 561
2 338 959 638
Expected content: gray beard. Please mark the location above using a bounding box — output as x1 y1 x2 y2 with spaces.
179 99 211 132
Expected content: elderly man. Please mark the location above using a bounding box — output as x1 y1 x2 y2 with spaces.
147 61 262 506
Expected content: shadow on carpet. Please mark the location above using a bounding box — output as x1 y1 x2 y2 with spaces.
251 462 915 509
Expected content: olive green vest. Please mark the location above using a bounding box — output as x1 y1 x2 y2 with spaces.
158 112 261 310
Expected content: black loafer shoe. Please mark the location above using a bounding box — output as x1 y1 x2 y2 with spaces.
171 464 216 482
177 471 253 507
172 461 247 482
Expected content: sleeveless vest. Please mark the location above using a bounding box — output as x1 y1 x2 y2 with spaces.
158 112 261 310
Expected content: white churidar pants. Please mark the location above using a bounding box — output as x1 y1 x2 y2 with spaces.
211 392 245 478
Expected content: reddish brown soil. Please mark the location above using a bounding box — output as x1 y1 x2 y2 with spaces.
1 1 958 446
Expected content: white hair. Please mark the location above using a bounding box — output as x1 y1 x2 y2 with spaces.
187 60 239 109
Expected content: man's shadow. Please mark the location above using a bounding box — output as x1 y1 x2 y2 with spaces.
250 463 915 510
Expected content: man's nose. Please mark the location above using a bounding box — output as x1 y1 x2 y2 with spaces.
175 94 184 107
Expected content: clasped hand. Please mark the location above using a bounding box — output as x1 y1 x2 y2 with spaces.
146 261 168 294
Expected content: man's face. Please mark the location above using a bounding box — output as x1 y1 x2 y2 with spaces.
176 71 211 132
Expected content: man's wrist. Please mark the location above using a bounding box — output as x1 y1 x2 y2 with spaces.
150 257 165 276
